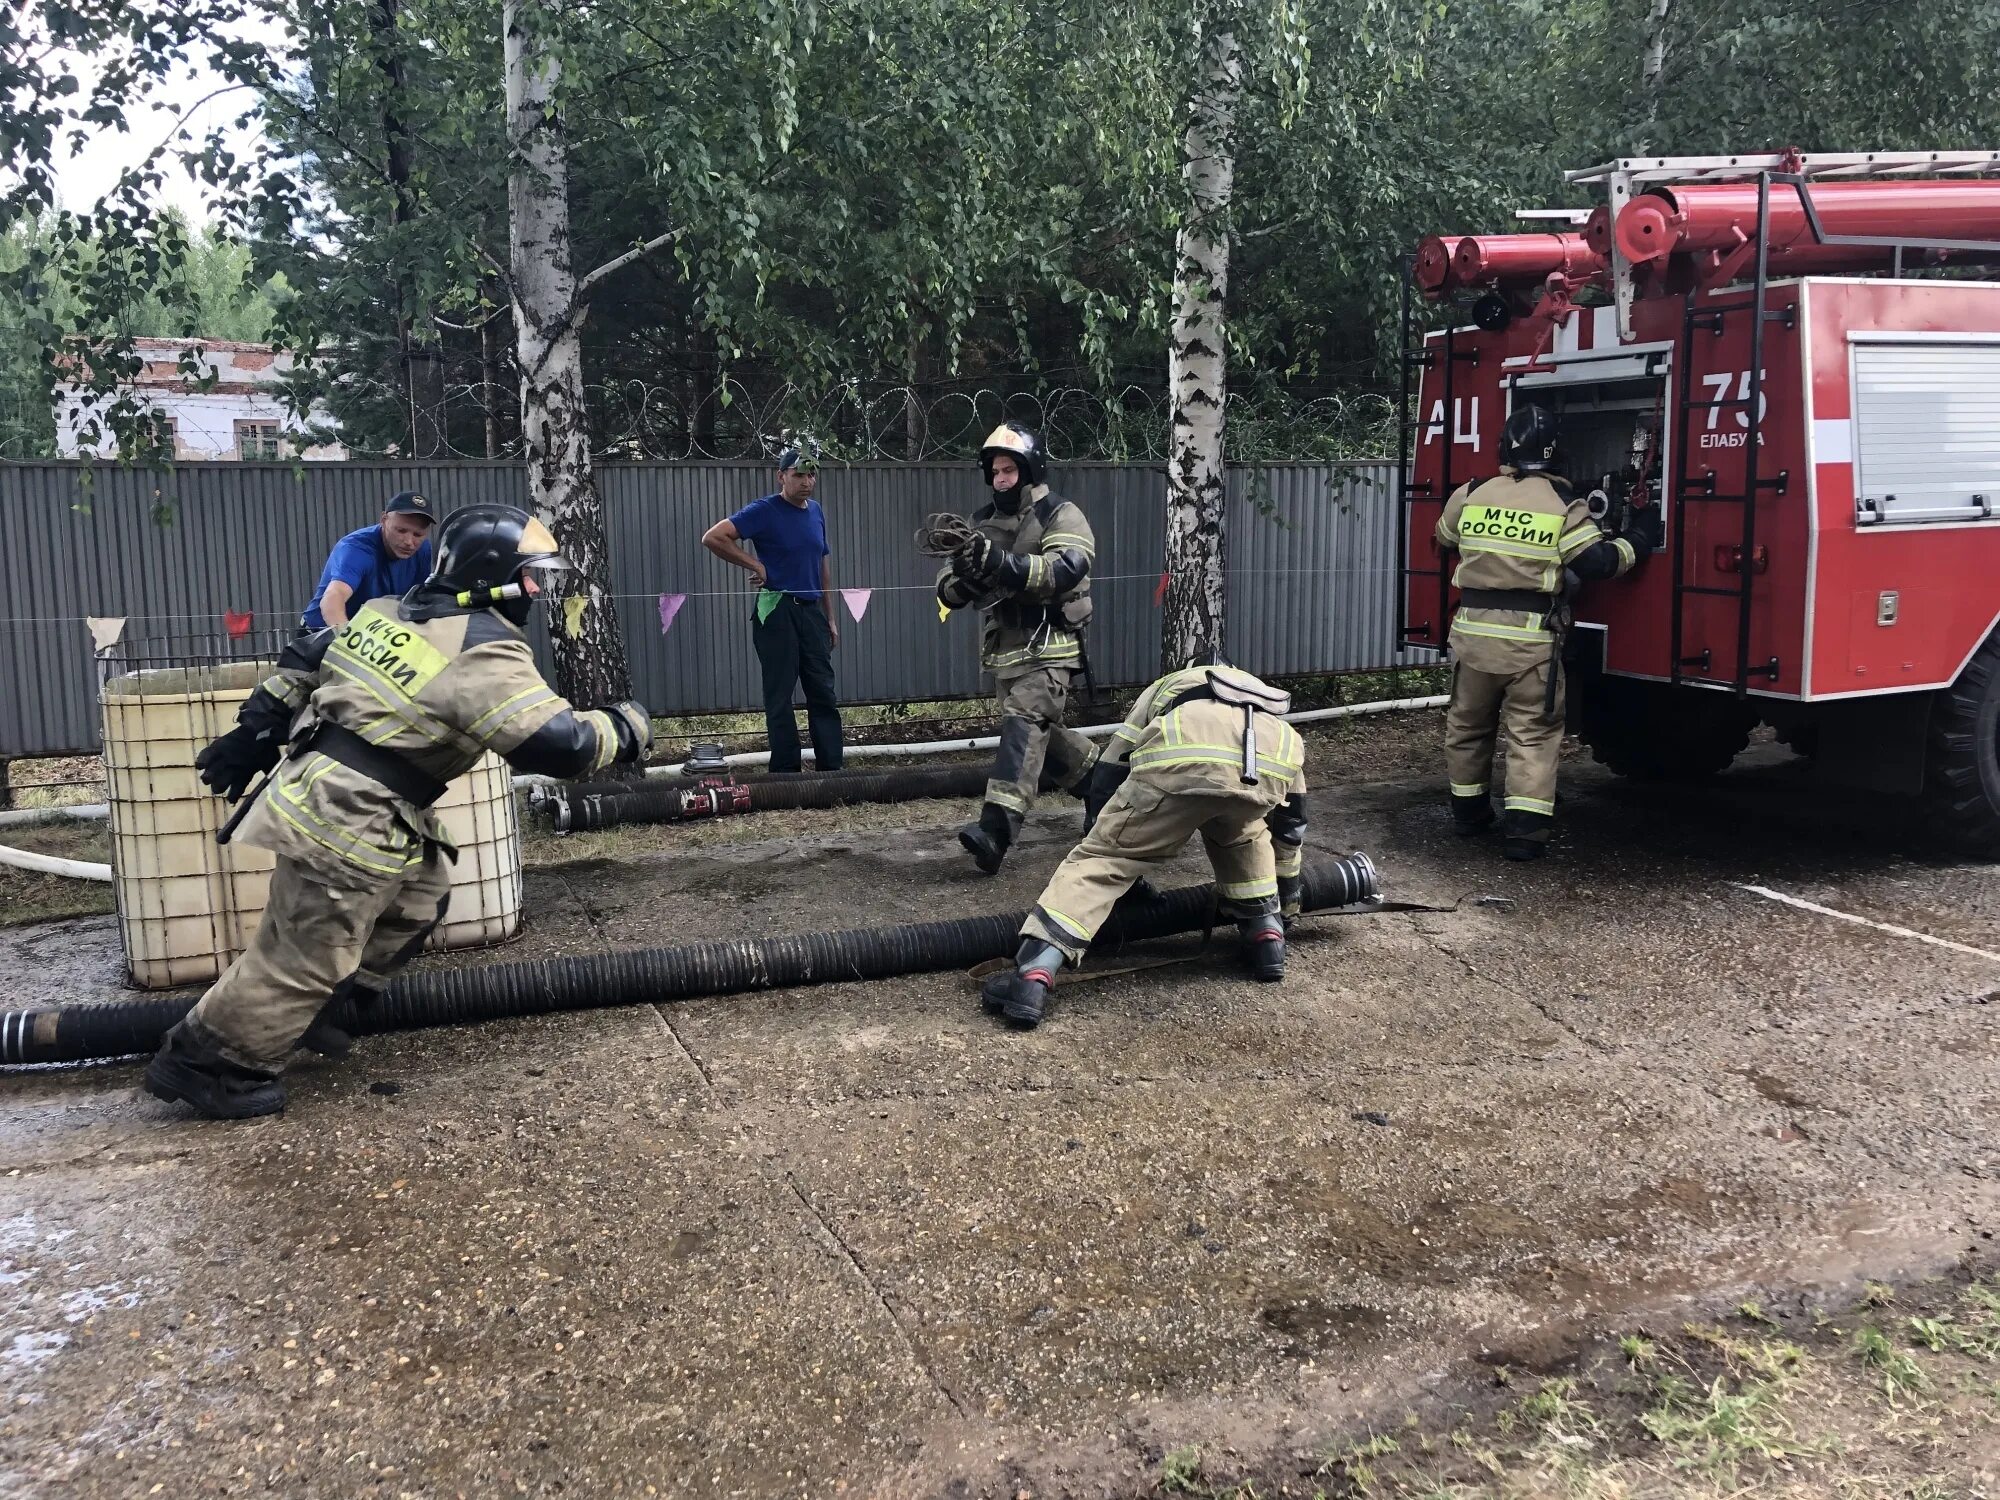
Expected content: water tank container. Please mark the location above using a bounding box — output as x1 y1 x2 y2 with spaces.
101 664 523 989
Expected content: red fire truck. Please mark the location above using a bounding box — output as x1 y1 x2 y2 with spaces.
1400 150 2000 844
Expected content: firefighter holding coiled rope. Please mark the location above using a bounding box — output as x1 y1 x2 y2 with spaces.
144 505 653 1120
924 422 1101 874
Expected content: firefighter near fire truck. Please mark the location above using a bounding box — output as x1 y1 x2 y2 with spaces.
978 661 1309 1029
1436 403 1659 859
924 422 1100 875
144 505 653 1121
1405 152 2000 850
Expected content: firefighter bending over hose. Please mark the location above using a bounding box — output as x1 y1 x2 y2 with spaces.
934 422 1100 874
979 661 1309 1030
145 505 653 1120
1436 403 1659 860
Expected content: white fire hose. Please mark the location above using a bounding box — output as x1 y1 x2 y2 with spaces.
1 694 1448 882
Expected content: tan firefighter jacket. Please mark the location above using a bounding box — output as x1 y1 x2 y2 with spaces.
936 484 1095 681
1435 467 1636 673
1104 665 1307 806
237 597 628 887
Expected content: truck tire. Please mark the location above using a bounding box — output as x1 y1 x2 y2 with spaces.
1575 677 1756 781
1922 635 2000 849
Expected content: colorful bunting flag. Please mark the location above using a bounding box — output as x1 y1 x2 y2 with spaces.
561 594 588 641
85 616 126 652
840 588 872 623
224 610 253 639
937 598 950 623
658 592 687 634
1153 569 1170 606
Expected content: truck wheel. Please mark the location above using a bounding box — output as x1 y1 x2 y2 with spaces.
1922 635 2000 849
1575 677 1756 781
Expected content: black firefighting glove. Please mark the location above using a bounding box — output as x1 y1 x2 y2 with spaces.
949 533 996 584
606 700 654 763
1620 503 1664 558
984 548 1032 592
195 722 285 803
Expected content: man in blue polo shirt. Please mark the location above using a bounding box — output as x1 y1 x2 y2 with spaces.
700 448 845 772
300 491 437 631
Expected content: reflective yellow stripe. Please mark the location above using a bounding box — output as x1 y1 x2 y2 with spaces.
1042 531 1095 554
1612 537 1637 570
1038 904 1092 939
987 783 1030 812
1273 847 1302 877
1459 504 1561 550
1459 537 1560 562
1559 523 1605 550
271 781 418 876
1218 877 1278 899
1129 749 1303 778
1504 795 1555 814
1453 618 1551 643
1449 781 1488 796
468 684 557 743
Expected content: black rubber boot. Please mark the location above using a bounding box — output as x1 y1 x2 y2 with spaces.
1501 807 1553 862
957 802 1021 875
1451 793 1496 837
980 939 1063 1028
1239 913 1287 983
144 1021 286 1120
296 979 380 1059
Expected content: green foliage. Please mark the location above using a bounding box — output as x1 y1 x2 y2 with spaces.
20 0 2000 462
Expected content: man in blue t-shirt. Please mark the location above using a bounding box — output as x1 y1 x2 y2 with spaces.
700 449 845 772
300 491 437 631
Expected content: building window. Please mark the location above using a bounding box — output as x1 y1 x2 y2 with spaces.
235 421 285 460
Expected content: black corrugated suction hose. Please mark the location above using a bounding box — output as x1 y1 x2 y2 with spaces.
0 855 1378 1066
544 763 1042 833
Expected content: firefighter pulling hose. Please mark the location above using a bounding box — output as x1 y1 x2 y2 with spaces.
144 505 654 1120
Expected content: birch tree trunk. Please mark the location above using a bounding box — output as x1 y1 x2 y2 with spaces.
1640 0 1672 147
504 0 632 706
1161 18 1242 670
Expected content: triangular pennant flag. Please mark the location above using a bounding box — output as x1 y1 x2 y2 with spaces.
85 615 126 652
658 592 686 634
224 609 253 639
1153 569 1170 607
840 588 872 624
937 597 950 623
561 594 588 641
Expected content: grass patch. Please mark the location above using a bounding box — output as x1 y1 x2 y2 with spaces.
1136 1269 2000 1499
0 820 116 925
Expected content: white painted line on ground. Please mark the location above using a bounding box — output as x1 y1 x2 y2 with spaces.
1736 884 2000 964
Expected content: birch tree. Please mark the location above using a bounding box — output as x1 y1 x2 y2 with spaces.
1161 14 1243 667
502 0 650 703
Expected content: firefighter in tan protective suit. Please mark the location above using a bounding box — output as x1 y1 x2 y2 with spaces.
1436 403 1657 860
978 661 1309 1029
937 422 1100 873
144 504 652 1120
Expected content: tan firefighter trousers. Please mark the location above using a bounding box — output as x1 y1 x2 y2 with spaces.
986 665 1099 813
186 849 454 1071
1023 782 1277 963
1444 658 1563 824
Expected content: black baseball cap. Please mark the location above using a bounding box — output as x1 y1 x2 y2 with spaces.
778 446 819 474
384 490 436 522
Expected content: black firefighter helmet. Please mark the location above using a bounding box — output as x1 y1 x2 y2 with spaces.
1501 403 1561 473
421 504 571 623
979 421 1048 490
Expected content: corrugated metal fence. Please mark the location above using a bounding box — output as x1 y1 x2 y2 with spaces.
0 460 1421 758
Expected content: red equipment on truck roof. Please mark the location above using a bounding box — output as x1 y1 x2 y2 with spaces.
1398 150 2000 845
